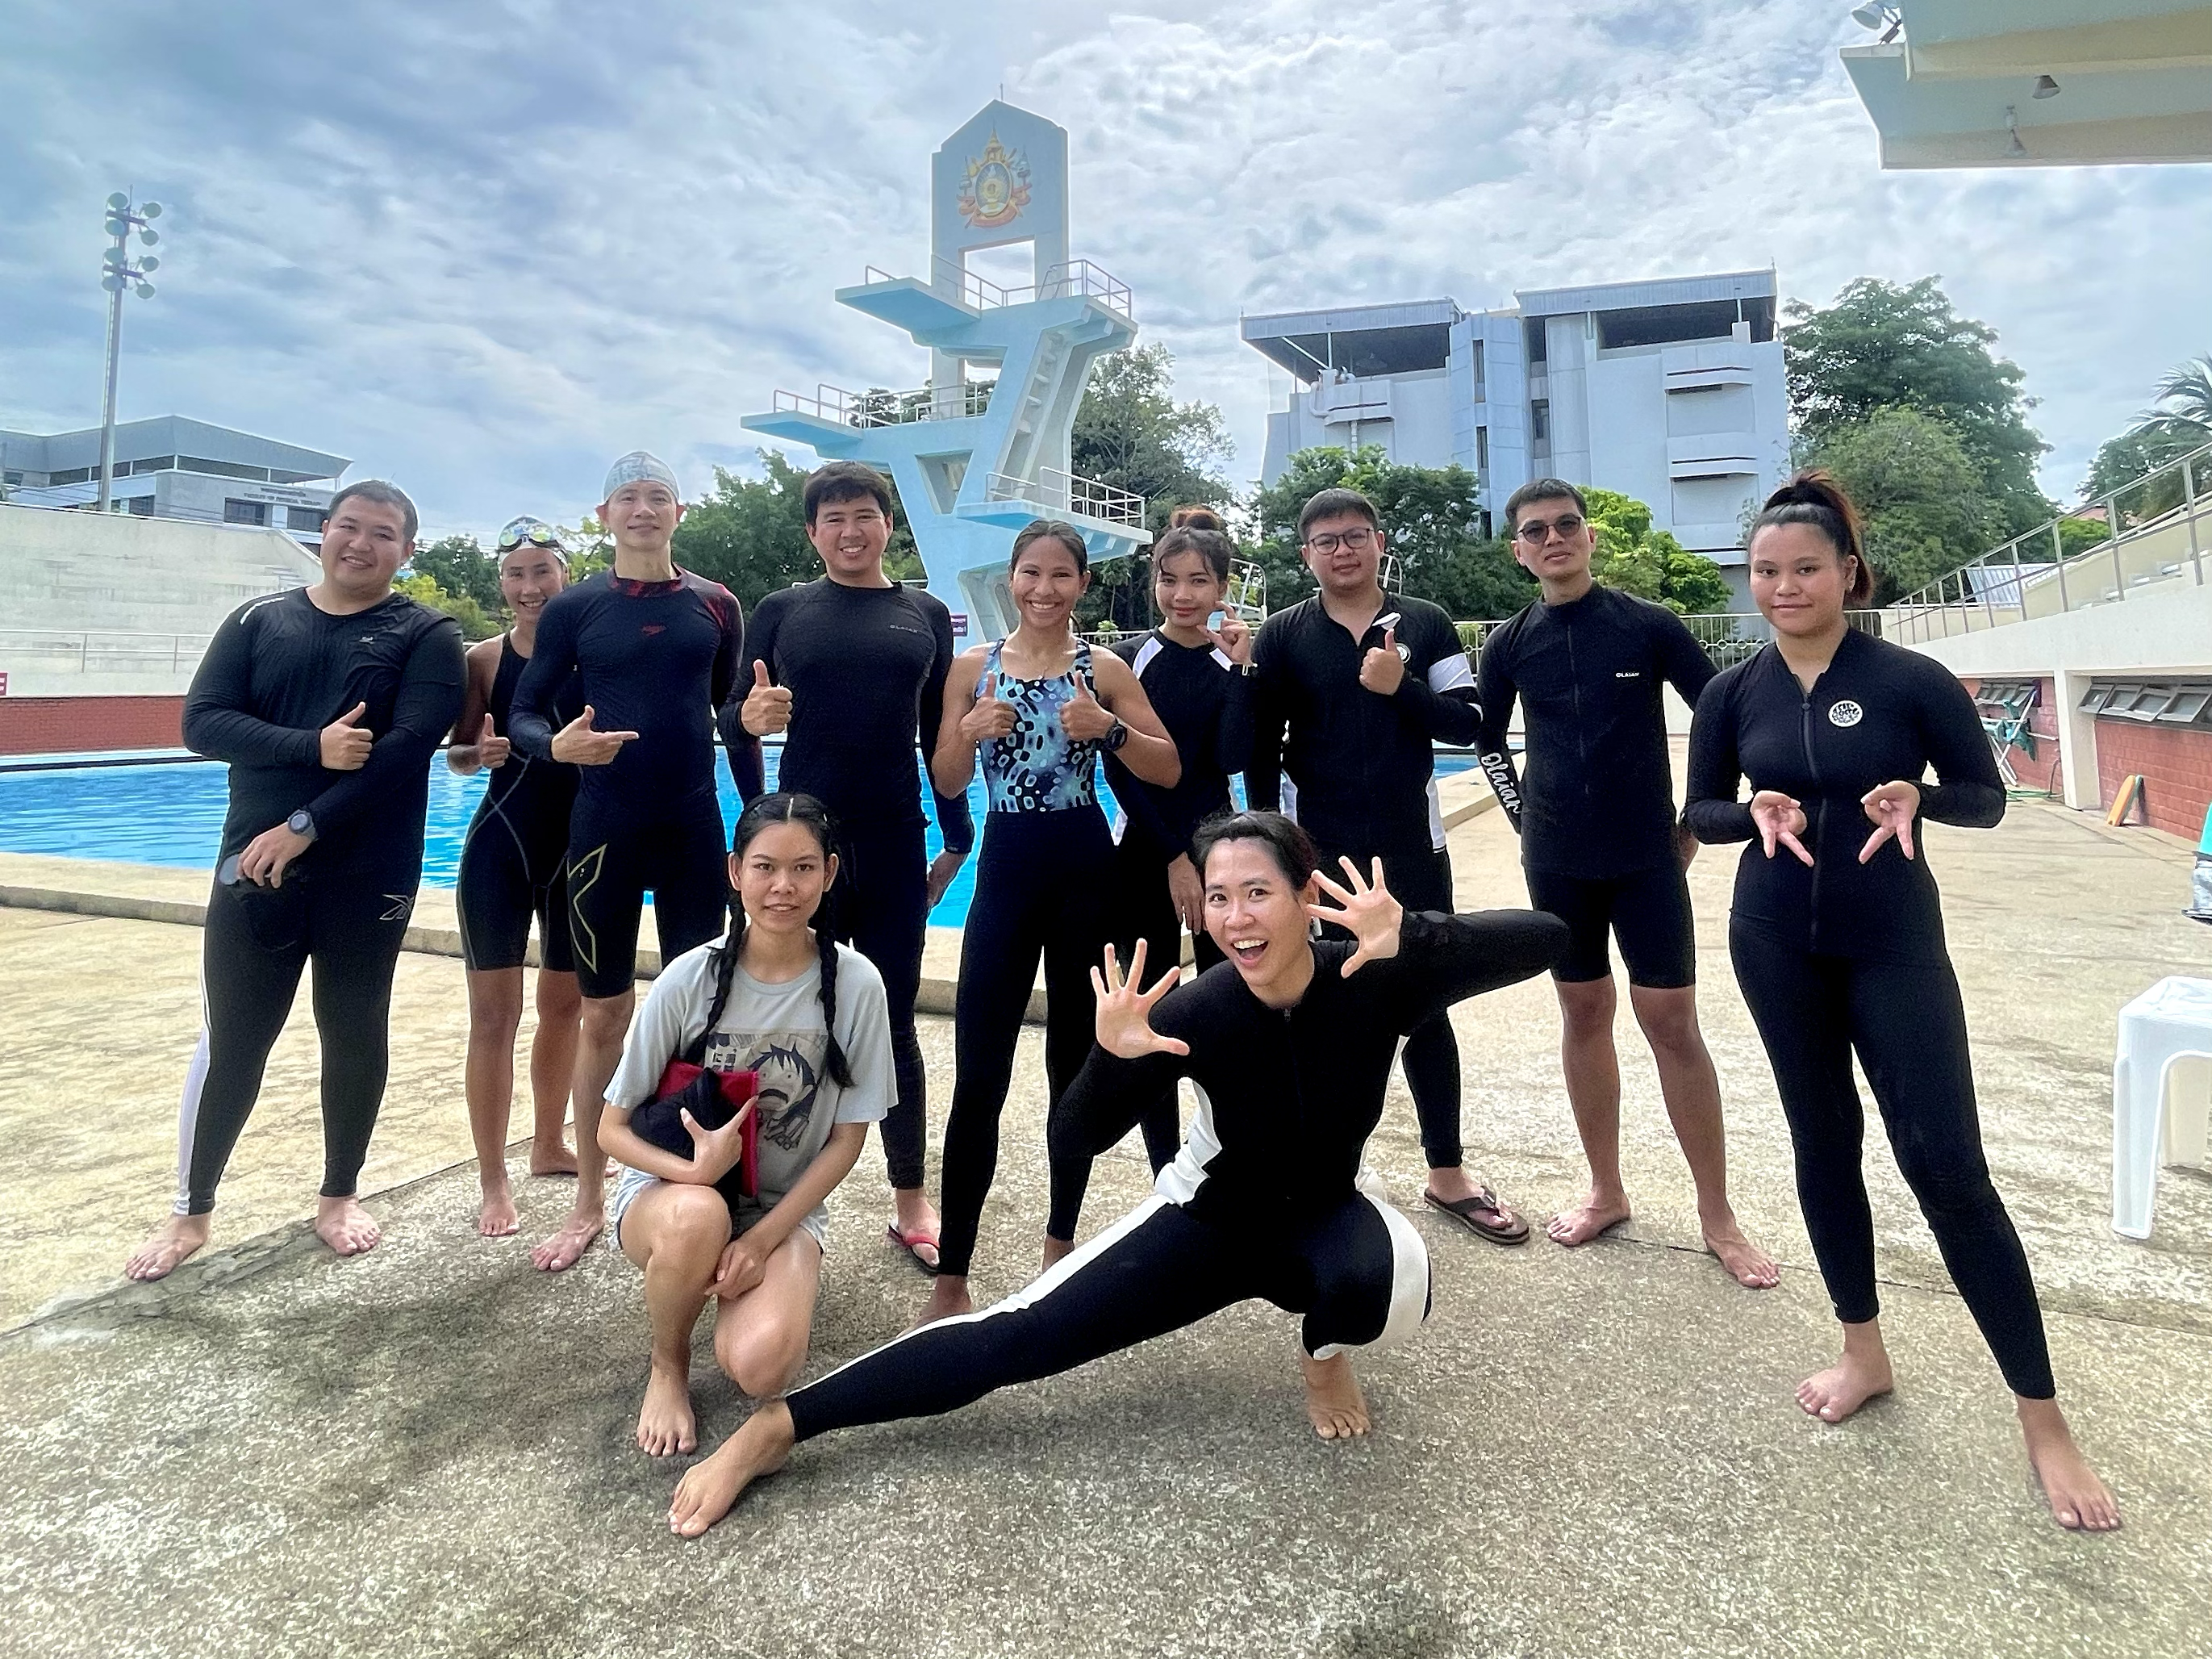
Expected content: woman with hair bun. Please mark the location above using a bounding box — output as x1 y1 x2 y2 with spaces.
1686 472 2118 1532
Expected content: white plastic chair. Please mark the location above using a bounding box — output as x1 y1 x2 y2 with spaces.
2112 976 2212 1239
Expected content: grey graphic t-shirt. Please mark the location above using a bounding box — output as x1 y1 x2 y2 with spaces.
607 935 893 1245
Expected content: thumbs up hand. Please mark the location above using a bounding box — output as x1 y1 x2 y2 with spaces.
960 692 1017 744
741 658 794 737
1058 676 1117 742
319 701 374 771
551 704 641 766
478 713 511 770
1359 625 1406 696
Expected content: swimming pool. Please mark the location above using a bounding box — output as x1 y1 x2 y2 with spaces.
0 749 1481 927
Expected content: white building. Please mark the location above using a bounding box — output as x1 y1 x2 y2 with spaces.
1244 270 1792 604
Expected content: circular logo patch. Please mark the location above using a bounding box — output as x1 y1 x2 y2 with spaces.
1827 700 1864 729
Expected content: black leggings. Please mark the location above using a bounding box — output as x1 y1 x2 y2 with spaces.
786 1189 1431 1443
563 796 728 1000
1730 919 2055 1398
175 865 415 1216
938 807 1113 1278
1321 846 1463 1170
822 815 930 1193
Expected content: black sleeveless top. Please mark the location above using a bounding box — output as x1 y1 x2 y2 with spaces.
475 634 583 857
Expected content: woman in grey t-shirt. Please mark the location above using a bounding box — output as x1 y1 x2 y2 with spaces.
599 795 894 1461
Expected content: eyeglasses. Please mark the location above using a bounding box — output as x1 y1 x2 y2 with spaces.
1514 513 1584 544
1304 526 1377 555
497 518 566 554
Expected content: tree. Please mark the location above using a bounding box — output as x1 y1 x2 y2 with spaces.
1784 276 2052 535
407 534 503 613
395 571 499 640
2078 350 2212 520
1796 407 1995 602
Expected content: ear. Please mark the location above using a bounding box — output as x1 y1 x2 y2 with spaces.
726 851 744 888
821 850 839 890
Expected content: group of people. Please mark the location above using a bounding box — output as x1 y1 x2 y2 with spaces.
119 449 2119 1539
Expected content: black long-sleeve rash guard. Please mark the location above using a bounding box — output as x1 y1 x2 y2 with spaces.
507 570 744 821
737 577 974 853
1247 594 1480 855
183 587 465 869
1684 629 2004 962
1104 631 1253 863
1474 583 1716 879
1048 908 1567 1227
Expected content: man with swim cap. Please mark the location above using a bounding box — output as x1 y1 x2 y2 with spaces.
510 451 746 1271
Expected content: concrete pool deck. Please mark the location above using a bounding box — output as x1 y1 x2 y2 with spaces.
1 771 2209 1656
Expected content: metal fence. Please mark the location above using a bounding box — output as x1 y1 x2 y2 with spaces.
770 380 992 428
985 467 1147 528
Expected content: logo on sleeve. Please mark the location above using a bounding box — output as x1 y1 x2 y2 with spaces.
1827 700 1865 728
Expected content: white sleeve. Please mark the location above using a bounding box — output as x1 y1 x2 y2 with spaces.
604 946 715 1109
829 947 895 1126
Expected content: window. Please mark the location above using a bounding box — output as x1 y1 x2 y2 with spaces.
48 467 91 486
287 505 327 532
1523 316 1548 366
223 499 270 526
2 471 21 486
182 456 273 483
2081 678 2212 725
1467 337 1485 391
1475 425 1489 473
1530 399 1550 443
130 456 177 474
128 496 155 516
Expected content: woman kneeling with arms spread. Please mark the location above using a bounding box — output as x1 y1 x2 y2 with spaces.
664 809 1567 1536
599 793 895 1460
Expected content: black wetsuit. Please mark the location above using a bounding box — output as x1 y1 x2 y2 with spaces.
174 587 465 1215
1686 629 2053 1398
1474 584 1715 986
739 577 975 1193
783 909 1567 1443
1248 594 1481 1169
509 570 744 998
457 635 583 973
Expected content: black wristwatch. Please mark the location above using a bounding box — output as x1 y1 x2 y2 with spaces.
286 809 318 842
1102 718 1130 753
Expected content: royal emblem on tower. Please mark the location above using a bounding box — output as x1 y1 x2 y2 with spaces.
958 132 1032 230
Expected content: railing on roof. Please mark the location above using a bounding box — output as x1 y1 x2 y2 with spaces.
0 628 213 674
1888 438 2212 646
770 381 992 428
985 467 1146 528
860 257 1136 320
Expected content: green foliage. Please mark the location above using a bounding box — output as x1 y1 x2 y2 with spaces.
1250 445 1534 621
407 534 503 613
1794 407 1995 603
1582 488 1732 613
395 571 499 640
2057 516 2113 560
1783 276 2052 535
2078 352 2212 521
667 451 922 612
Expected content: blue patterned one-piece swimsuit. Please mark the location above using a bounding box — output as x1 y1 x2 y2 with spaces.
979 638 1104 813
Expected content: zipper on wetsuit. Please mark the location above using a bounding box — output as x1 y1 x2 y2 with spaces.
1799 683 1825 950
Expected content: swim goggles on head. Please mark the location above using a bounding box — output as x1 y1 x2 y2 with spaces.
496 516 566 556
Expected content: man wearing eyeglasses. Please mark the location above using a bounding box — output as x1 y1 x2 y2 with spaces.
1474 478 1776 1289
1248 486 1527 1245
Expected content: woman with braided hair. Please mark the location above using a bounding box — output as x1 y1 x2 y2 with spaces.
599 792 895 1461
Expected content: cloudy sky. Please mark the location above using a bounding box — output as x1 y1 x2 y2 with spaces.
4 0 2207 539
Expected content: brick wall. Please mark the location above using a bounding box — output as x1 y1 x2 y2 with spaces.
0 695 185 755
1964 675 2064 795
2095 716 2212 839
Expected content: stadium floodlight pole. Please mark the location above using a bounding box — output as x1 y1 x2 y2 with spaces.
95 190 164 512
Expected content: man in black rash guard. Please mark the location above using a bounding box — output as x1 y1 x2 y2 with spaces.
1248 485 1527 1245
509 451 745 1272
1474 478 1776 1288
658 811 1567 1537
736 461 975 1270
125 480 465 1282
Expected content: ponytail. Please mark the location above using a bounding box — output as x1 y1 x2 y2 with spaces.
814 925 853 1089
1167 504 1227 533
1749 470 1875 604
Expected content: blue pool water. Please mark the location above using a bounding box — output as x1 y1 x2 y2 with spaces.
0 750 1480 927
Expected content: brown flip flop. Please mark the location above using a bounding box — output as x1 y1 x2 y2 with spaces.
1424 1185 1531 1246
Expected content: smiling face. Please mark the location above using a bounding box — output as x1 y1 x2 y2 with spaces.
1749 521 1852 639
1300 510 1384 599
499 545 567 626
1202 838 1319 998
319 496 411 601
808 490 893 584
599 478 685 560
1009 537 1090 633
1153 548 1225 634
729 821 836 938
1510 494 1596 586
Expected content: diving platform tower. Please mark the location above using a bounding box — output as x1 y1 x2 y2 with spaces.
741 101 1148 642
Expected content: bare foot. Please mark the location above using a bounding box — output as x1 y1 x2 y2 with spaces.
1300 1351 1370 1440
1040 1235 1075 1272
478 1186 520 1239
124 1214 211 1281
1546 1192 1632 1247
315 1196 382 1258
636 1358 698 1457
531 1204 603 1272
528 1141 579 1178
669 1401 795 1538
1701 1218 1780 1289
1797 1350 1894 1422
2019 1399 2122 1532
915 1275 974 1327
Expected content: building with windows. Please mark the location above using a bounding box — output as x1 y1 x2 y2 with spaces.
0 416 348 545
1243 269 1791 604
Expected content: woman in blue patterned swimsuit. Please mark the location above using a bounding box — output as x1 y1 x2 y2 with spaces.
923 520 1182 1322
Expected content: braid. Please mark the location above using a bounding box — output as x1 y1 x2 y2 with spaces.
815 926 854 1089
707 887 745 1037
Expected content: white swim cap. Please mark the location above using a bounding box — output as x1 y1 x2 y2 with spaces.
602 450 680 501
